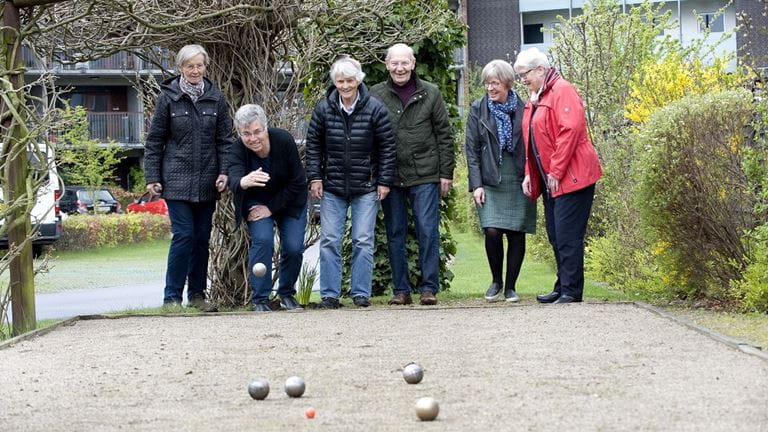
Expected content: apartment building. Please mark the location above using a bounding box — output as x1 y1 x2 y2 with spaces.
466 0 768 70
22 48 171 190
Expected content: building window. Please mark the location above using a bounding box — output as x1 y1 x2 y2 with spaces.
523 23 544 44
699 13 724 33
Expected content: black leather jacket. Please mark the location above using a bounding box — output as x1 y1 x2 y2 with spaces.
465 94 525 191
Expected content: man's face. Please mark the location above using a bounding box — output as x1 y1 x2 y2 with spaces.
387 51 415 86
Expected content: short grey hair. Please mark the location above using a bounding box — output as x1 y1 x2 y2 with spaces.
176 44 210 69
329 56 365 83
513 47 551 71
481 60 516 88
385 43 415 63
234 104 268 131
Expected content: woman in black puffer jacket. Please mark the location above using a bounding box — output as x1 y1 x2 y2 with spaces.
305 55 396 309
144 44 233 312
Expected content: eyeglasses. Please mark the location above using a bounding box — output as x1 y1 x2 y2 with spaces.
484 80 504 89
240 129 265 138
516 68 536 80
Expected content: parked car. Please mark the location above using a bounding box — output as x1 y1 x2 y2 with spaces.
0 145 62 257
126 192 168 216
59 186 121 215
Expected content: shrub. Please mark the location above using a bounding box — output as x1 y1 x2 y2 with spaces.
732 226 768 312
58 213 170 250
635 89 755 300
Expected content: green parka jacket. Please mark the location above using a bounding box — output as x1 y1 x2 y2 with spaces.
370 75 454 187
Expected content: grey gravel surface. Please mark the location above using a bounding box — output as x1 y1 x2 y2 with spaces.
1 303 767 431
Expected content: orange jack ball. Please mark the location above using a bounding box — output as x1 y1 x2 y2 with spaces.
305 408 316 419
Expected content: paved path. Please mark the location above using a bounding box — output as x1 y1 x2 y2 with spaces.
26 242 320 320
1 304 766 431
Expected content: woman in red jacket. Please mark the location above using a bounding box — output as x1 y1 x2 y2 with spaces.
514 48 602 304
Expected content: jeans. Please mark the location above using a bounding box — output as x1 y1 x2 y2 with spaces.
319 191 378 299
381 183 440 295
164 199 216 304
248 205 307 304
542 184 595 299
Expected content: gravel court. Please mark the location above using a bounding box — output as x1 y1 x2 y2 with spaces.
1 303 766 431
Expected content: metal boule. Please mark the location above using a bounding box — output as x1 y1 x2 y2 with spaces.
403 363 424 384
415 397 439 421
247 378 270 400
252 262 267 277
284 376 305 398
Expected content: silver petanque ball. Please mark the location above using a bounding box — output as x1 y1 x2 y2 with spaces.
284 376 305 398
403 363 424 384
252 262 267 278
415 397 439 421
247 378 270 400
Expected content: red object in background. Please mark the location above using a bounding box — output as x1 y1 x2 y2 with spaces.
126 192 168 216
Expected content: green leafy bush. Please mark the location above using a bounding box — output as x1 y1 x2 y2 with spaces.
732 226 768 312
58 213 170 250
635 89 755 300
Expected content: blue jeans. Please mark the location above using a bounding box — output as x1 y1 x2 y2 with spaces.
319 191 378 299
164 200 216 304
382 183 440 295
542 184 595 299
248 205 307 304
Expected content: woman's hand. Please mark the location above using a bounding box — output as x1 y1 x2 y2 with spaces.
240 168 270 189
473 187 485 207
377 185 390 201
247 204 272 222
310 180 323 200
546 174 559 195
522 175 531 197
216 175 228 192
147 182 162 197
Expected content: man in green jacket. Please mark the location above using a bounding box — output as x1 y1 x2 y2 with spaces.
371 43 455 306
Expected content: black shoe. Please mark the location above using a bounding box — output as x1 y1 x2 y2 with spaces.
419 290 438 306
251 301 273 312
504 288 520 302
352 296 370 307
188 298 218 312
536 291 561 303
317 297 340 309
279 295 303 311
553 295 582 304
484 282 502 302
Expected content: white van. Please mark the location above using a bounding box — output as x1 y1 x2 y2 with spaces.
0 145 62 257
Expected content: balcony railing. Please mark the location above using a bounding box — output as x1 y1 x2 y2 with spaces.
86 112 144 144
21 46 173 72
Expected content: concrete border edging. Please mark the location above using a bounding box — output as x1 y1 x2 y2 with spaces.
633 302 768 362
0 317 80 350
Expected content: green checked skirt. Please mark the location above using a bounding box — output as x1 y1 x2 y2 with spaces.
477 153 536 233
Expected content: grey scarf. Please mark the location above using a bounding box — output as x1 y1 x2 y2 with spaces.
179 76 205 103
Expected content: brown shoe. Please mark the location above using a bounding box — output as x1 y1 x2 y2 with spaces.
388 292 413 305
419 291 437 306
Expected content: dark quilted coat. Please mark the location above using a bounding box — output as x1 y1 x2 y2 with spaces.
144 76 233 203
305 83 396 198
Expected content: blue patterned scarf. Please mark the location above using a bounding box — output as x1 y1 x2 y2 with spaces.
487 90 518 157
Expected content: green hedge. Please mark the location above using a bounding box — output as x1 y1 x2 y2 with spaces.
58 213 170 250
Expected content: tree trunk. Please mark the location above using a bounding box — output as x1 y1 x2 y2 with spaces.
2 0 36 335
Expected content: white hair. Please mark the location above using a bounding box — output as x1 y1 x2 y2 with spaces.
385 43 415 63
176 44 210 69
234 104 268 131
329 56 365 83
513 47 551 71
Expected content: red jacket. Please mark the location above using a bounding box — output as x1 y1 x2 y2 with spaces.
522 75 602 199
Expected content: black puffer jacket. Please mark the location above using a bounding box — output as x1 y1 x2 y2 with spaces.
305 83 396 198
144 76 233 203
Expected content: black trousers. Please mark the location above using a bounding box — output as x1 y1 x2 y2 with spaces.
542 184 595 299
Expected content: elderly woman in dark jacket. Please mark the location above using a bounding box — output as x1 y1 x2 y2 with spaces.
228 104 307 312
144 44 232 311
306 55 396 309
465 59 536 303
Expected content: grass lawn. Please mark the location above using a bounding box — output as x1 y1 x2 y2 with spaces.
1 240 170 294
